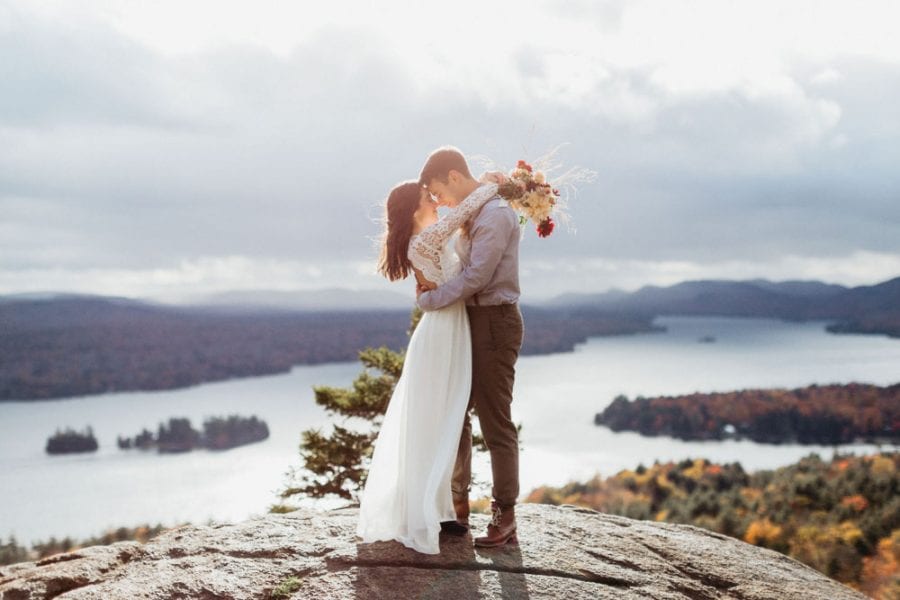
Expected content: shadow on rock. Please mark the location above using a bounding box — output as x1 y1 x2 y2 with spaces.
352 531 481 599
475 540 531 600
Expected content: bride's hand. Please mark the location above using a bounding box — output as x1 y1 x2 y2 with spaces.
413 268 437 296
479 170 508 185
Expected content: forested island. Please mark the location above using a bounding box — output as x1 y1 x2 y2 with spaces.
117 415 270 452
595 382 900 445
526 452 900 598
45 427 98 454
0 296 659 401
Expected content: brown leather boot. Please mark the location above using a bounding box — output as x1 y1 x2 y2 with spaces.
454 495 470 528
474 501 517 548
441 494 471 536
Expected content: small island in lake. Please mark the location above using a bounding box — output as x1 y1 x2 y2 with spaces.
117 415 269 453
45 426 99 454
202 414 270 450
595 382 900 445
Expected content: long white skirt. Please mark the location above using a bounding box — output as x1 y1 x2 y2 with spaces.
356 300 472 554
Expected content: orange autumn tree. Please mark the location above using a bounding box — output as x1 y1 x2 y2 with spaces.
861 529 900 599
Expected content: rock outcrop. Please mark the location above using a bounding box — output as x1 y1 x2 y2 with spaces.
0 504 866 599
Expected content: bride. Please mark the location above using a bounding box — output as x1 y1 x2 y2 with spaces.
355 177 500 554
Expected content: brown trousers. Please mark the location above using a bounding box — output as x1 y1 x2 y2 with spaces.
452 303 524 509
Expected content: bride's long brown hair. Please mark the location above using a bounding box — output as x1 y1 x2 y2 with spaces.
378 181 423 281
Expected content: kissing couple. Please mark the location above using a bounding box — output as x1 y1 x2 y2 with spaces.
356 146 524 554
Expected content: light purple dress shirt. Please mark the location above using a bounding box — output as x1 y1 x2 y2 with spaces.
416 190 521 311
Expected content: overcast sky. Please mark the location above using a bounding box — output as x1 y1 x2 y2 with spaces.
2 0 899 302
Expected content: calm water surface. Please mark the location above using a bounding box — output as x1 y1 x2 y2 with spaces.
1 316 898 543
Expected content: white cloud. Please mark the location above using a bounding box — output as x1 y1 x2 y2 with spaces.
521 250 900 299
811 67 842 86
0 255 403 303
1 0 899 299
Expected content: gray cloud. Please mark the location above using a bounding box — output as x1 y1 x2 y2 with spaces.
0 7 201 130
1 5 899 298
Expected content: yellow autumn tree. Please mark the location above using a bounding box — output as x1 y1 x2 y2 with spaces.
744 518 783 547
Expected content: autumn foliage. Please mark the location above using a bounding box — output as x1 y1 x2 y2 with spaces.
526 452 900 596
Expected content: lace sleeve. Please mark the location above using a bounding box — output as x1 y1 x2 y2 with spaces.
433 182 499 239
408 183 498 278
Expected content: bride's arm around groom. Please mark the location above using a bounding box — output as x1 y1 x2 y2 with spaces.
415 191 520 311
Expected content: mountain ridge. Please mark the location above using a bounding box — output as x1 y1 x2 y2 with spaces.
543 276 900 337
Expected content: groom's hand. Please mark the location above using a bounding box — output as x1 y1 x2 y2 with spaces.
479 170 508 185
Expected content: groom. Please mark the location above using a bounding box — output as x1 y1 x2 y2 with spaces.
416 146 524 548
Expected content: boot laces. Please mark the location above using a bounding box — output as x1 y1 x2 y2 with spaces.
489 504 503 527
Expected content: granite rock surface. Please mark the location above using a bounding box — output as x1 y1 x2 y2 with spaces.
0 503 867 599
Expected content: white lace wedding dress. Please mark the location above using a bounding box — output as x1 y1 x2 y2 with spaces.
356 182 499 554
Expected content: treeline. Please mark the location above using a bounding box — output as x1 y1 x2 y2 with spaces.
42 416 269 455
521 306 662 355
117 415 269 452
0 524 175 567
45 426 98 454
0 297 659 401
828 313 900 339
595 382 900 444
1 300 413 401
526 452 900 597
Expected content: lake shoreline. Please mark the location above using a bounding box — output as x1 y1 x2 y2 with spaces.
4 313 891 405
1 297 661 402
4 316 900 545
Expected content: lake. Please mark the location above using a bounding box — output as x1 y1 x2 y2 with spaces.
2 316 898 544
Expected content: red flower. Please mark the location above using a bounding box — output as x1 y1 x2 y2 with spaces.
517 160 533 173
536 217 555 238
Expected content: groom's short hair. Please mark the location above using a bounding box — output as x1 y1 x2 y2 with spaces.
418 146 472 186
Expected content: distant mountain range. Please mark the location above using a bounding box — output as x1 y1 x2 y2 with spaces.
4 276 899 329
544 276 900 337
191 288 413 312
0 288 413 313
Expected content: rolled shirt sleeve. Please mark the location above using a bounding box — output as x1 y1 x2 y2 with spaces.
416 203 516 312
